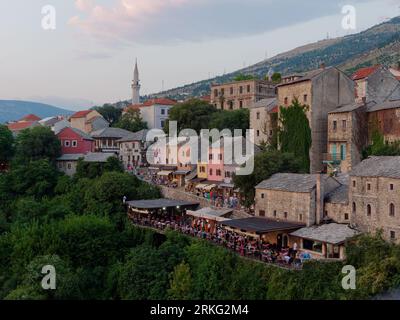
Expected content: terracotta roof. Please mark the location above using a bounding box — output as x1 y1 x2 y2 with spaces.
143 98 177 106
124 104 144 112
351 65 380 81
20 114 41 122
7 121 37 131
70 110 93 118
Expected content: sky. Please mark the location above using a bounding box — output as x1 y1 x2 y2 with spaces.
0 0 400 110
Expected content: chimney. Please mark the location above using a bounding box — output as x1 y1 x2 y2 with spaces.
362 96 367 105
315 173 325 226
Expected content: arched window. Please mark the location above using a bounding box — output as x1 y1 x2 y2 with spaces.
352 202 356 214
390 203 395 217
367 204 372 216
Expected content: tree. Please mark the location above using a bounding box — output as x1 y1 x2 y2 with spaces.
75 156 123 179
114 109 147 132
279 99 312 173
271 72 282 83
168 261 192 300
0 125 14 164
233 150 302 207
363 129 400 158
14 126 61 163
209 109 250 134
94 104 122 125
165 99 217 133
233 74 256 81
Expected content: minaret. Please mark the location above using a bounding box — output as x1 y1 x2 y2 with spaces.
131 59 141 104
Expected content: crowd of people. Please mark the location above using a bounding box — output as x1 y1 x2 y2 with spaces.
129 213 311 269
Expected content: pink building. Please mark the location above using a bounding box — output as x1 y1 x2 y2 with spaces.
207 141 225 182
56 127 95 155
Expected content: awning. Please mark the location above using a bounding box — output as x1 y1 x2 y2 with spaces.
219 183 235 189
186 209 231 222
203 184 217 191
157 170 173 176
195 183 209 189
174 170 190 175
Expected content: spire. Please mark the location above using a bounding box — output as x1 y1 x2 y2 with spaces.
132 58 141 104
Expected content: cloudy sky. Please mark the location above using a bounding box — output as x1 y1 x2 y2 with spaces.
0 0 400 110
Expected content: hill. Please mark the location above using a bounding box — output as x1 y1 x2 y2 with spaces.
145 16 400 101
0 100 73 123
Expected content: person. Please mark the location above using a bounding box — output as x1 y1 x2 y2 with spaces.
293 242 298 255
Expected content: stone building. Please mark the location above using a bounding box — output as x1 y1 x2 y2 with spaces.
249 98 278 146
91 127 132 153
276 66 355 173
69 110 108 133
254 173 341 227
367 99 400 143
117 129 149 170
210 79 275 110
349 156 400 243
326 102 368 173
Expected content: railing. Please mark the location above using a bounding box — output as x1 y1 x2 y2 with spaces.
323 153 343 164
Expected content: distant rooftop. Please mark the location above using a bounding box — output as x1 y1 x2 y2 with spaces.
351 65 380 81
255 173 322 193
126 198 199 210
19 114 41 122
350 156 400 179
219 217 304 234
91 127 132 139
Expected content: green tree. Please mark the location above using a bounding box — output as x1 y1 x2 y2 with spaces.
233 74 256 81
209 109 250 134
168 261 192 300
233 150 302 207
363 129 400 158
165 99 217 133
279 99 312 173
0 125 14 164
14 126 61 163
75 156 123 179
271 72 282 83
94 104 122 125
114 109 147 132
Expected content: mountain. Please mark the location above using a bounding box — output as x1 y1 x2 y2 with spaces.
0 100 73 124
146 16 400 100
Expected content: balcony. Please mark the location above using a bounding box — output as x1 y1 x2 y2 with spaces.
323 153 342 165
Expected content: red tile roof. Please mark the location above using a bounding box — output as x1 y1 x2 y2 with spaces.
20 114 41 122
7 121 37 131
70 110 93 118
351 66 380 81
142 98 177 106
124 104 144 112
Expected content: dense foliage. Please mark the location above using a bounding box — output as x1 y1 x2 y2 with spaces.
94 104 122 126
363 130 400 158
114 109 148 133
0 125 14 163
233 150 303 208
279 99 312 173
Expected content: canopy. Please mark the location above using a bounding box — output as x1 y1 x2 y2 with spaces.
186 208 231 222
203 184 217 191
195 183 209 189
157 170 173 176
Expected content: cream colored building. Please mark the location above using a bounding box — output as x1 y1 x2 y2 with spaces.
211 79 275 110
249 98 277 146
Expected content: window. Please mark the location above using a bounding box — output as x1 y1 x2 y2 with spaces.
239 100 243 109
72 140 78 147
67 163 71 170
352 180 356 188
216 169 222 176
247 85 251 93
367 204 372 216
303 94 308 103
209 154 213 160
390 184 394 191
367 183 371 191
256 130 260 137
239 86 243 94
259 210 266 217
229 101 234 110
352 202 356 214
303 239 322 253
333 121 337 130
161 109 165 115
256 112 260 120
299 214 303 221
390 231 396 240
284 212 288 219
261 193 265 199
342 120 347 129
284 97 288 105
344 213 349 220
230 87 233 95
218 154 223 161
214 89 218 97
160 120 165 128
209 169 213 175
225 171 231 178
64 140 70 147
390 203 395 217
273 210 277 217
221 88 225 95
